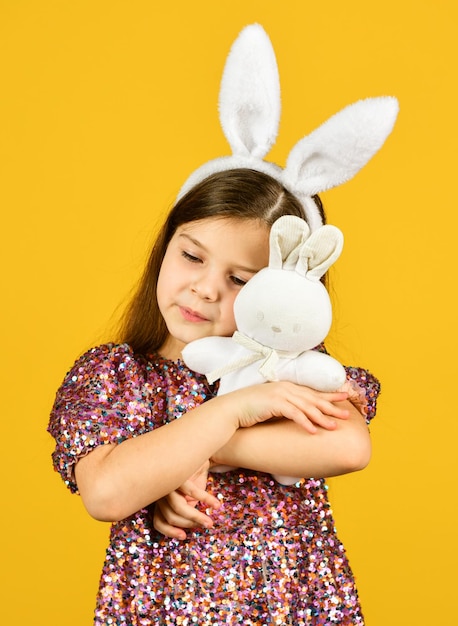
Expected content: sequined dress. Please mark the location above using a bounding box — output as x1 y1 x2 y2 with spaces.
48 343 380 625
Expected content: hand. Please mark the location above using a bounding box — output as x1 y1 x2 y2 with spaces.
228 381 350 433
340 379 368 417
153 461 221 540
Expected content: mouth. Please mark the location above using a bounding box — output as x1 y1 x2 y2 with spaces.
179 306 210 323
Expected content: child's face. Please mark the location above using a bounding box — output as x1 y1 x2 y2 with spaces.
157 217 269 359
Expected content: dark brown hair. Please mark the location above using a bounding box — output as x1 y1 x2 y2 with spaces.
118 168 326 355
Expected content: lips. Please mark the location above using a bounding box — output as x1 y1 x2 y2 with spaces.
179 306 210 323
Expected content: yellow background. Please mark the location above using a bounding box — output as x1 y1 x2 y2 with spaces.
1 1 457 624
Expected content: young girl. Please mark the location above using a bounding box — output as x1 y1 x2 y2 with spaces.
48 24 396 625
49 169 378 625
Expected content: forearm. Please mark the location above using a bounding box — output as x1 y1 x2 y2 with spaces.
75 396 238 522
74 382 359 521
212 401 371 479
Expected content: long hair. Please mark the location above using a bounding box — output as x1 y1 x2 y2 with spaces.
118 168 326 355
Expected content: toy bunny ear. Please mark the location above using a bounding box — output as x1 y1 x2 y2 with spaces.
282 97 399 198
219 23 281 158
298 225 344 280
269 215 311 269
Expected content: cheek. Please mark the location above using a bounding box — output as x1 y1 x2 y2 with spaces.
156 262 166 296
156 258 175 307
157 252 181 295
220 294 238 331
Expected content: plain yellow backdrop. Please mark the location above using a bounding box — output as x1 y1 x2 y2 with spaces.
1 1 457 624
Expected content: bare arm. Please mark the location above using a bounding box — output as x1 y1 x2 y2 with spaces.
75 398 237 522
75 381 341 522
212 399 371 479
153 398 370 539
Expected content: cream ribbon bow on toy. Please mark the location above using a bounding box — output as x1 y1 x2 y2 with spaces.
177 23 399 231
207 330 303 384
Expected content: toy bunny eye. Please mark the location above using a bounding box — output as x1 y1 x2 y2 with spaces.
256 311 265 321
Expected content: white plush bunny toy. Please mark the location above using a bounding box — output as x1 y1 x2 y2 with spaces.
180 23 398 485
183 215 345 394
182 215 345 485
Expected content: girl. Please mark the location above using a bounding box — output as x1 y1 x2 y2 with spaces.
49 169 379 625
49 24 396 625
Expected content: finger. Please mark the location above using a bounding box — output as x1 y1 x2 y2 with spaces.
158 498 215 529
153 508 187 540
301 391 349 412
277 404 319 433
157 504 202 528
298 408 336 430
179 481 221 510
301 402 350 429
294 390 350 421
278 399 338 432
322 391 349 402
319 402 350 420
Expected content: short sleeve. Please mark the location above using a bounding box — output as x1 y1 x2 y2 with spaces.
314 343 381 423
344 365 381 423
48 343 161 493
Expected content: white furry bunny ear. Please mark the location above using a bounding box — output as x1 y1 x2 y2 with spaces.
177 24 283 199
219 23 280 158
282 97 399 203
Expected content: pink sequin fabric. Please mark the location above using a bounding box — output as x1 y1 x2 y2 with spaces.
48 344 380 625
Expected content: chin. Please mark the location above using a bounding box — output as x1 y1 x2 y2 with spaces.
169 325 211 348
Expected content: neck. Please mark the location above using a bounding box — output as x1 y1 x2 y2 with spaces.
157 335 185 360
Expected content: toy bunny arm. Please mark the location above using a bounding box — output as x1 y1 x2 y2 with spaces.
292 351 347 392
181 336 236 376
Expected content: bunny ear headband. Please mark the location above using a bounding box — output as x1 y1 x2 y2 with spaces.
177 23 399 231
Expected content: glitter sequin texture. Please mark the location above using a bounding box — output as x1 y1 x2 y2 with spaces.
48 343 381 625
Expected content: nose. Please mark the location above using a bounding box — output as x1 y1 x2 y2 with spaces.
191 271 219 302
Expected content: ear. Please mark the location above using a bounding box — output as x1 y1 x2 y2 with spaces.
297 225 344 280
269 215 310 269
282 97 399 197
219 23 281 158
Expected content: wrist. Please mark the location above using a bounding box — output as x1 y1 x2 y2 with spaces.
211 393 242 433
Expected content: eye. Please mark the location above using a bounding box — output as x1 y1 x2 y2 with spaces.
230 276 247 287
181 250 202 263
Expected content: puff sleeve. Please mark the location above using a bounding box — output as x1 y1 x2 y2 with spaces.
48 344 163 493
344 365 381 423
315 343 381 423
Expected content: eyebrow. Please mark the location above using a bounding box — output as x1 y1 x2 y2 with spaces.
178 233 260 275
